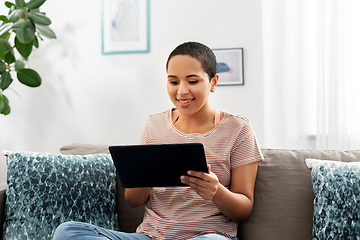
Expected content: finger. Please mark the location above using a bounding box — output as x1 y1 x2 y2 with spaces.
181 175 203 188
182 175 213 191
181 175 200 186
181 175 218 200
187 178 217 200
187 170 210 181
207 164 211 173
188 164 213 179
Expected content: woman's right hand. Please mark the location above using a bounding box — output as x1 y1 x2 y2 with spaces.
124 187 151 208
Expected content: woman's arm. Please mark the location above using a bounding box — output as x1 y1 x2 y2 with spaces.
124 187 151 208
181 162 258 222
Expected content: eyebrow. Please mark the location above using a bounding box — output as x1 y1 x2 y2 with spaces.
167 74 200 78
167 75 177 79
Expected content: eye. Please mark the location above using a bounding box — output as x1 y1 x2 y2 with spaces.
189 80 198 84
169 80 179 85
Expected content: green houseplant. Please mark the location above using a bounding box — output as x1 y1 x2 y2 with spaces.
0 0 56 115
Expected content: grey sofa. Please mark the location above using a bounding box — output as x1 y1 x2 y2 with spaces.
1 145 359 239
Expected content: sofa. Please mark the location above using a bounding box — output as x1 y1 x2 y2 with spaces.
1 144 360 240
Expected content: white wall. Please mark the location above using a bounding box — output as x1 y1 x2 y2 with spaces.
0 0 264 185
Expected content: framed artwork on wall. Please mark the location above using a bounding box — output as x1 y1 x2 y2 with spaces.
213 48 244 86
102 0 150 54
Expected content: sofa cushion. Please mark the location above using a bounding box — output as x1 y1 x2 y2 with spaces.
3 151 118 240
238 149 360 240
60 143 145 233
305 158 360 239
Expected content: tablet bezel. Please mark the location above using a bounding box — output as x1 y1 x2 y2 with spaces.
109 143 208 188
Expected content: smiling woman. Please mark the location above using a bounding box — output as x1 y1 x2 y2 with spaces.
53 41 263 240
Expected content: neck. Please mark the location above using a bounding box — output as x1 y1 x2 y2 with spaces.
175 106 216 134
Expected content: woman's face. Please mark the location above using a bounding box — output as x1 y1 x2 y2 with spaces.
167 55 218 117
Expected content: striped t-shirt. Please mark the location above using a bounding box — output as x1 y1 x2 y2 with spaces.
136 109 263 240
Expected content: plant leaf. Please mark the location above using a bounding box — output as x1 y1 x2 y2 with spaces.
0 15 10 23
29 8 40 13
5 1 15 9
28 12 51 26
17 68 41 87
32 35 39 48
3 104 10 114
0 93 10 114
2 103 10 115
11 19 35 43
15 0 26 8
14 59 25 70
0 39 13 60
15 36 33 58
0 32 10 41
4 49 15 64
8 5 16 16
0 23 13 38
0 71 13 90
8 9 24 23
0 61 6 73
35 24 56 39
26 0 46 10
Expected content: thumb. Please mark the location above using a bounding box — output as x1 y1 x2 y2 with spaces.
207 164 211 173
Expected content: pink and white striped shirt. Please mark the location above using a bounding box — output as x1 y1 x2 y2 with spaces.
136 109 263 240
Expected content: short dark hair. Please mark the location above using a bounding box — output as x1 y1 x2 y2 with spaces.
166 42 217 81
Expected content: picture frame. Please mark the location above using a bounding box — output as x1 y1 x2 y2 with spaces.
213 48 244 86
102 0 150 54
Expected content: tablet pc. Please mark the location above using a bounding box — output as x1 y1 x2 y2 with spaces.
108 143 208 188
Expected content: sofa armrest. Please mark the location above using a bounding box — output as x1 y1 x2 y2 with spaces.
0 183 7 240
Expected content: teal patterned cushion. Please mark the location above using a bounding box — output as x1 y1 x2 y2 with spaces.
3 151 118 240
305 158 360 240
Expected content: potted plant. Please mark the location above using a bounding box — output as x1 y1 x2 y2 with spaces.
0 0 56 115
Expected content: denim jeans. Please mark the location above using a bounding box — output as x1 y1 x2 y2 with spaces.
53 221 239 240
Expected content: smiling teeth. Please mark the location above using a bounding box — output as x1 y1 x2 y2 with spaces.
179 99 192 103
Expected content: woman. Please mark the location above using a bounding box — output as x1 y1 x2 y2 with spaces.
53 41 263 240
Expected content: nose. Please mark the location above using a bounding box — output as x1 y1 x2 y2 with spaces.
178 81 189 95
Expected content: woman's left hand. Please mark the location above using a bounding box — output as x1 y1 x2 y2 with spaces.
180 164 220 200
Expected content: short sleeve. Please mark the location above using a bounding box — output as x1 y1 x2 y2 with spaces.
230 121 263 169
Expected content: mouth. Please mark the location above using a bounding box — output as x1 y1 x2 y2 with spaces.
176 98 194 107
178 99 194 104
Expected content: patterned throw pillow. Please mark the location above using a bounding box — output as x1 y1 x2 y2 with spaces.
305 158 360 239
3 151 118 240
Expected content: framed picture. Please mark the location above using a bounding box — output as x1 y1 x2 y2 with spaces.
213 48 244 85
102 0 150 54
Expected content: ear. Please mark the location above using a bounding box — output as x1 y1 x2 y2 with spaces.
210 74 219 92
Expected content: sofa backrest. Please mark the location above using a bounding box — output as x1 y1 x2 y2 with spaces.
239 149 360 240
